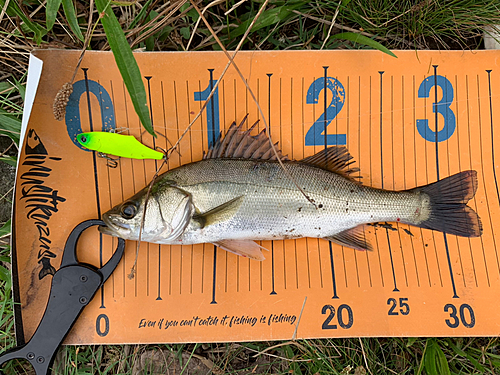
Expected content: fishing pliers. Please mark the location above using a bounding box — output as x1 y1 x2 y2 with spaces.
0 219 125 374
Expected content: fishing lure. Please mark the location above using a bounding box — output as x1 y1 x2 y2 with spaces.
77 132 164 160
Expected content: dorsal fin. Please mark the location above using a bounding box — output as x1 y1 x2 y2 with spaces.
301 147 360 180
204 116 288 161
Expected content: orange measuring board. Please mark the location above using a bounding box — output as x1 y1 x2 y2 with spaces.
12 49 500 344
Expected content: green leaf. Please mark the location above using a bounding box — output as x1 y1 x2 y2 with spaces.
406 337 418 347
435 343 451 375
12 75 26 101
94 0 154 137
180 26 190 40
0 220 11 238
158 26 174 41
0 0 47 43
447 339 486 372
229 3 304 39
422 339 451 375
0 156 16 167
62 0 84 41
0 82 11 93
46 0 62 31
128 0 154 29
0 112 21 145
186 7 199 23
0 264 9 284
423 339 439 375
332 32 397 58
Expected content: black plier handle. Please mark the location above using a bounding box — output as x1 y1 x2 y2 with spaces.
0 219 125 375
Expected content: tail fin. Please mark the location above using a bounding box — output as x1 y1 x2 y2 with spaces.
411 170 482 237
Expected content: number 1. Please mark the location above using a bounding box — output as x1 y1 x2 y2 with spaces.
194 78 220 147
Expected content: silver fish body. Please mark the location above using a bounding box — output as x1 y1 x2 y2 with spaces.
100 120 482 260
159 158 423 244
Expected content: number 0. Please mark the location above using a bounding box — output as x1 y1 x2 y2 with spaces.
65 79 116 150
96 314 110 337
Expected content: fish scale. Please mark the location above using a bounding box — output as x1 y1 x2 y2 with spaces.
162 158 422 244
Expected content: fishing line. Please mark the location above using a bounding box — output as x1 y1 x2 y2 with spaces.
167 0 271 158
128 154 168 279
190 0 317 209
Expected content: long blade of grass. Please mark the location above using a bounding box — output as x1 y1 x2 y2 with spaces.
0 111 21 145
332 32 397 58
61 0 84 41
94 0 154 137
0 0 46 43
128 0 154 30
229 2 304 39
0 219 10 239
46 0 62 31
447 339 486 372
0 156 16 167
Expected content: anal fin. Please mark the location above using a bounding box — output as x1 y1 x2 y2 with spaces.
325 226 372 251
214 240 268 261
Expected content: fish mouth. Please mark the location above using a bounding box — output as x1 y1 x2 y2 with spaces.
99 214 131 236
98 224 113 236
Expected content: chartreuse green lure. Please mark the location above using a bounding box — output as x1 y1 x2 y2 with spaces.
76 132 164 160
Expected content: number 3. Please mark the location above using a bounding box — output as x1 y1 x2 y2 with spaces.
416 75 456 142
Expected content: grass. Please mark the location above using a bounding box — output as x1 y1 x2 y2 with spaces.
2 0 500 374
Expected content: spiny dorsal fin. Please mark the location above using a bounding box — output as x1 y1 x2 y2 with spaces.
301 147 360 180
325 226 372 251
203 116 288 161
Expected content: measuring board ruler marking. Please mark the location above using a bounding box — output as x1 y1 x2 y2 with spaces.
13 50 500 344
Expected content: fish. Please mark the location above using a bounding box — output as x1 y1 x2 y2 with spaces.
99 118 482 261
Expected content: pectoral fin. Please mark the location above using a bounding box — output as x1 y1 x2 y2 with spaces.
194 196 245 228
214 240 268 261
325 226 372 251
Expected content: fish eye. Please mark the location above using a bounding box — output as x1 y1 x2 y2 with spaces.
80 135 87 143
120 202 137 219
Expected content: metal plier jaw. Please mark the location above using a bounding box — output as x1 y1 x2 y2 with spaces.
0 219 125 375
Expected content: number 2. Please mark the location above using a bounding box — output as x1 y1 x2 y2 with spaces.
305 77 346 146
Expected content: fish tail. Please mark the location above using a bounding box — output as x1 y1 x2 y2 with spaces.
411 170 482 237
38 264 56 279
